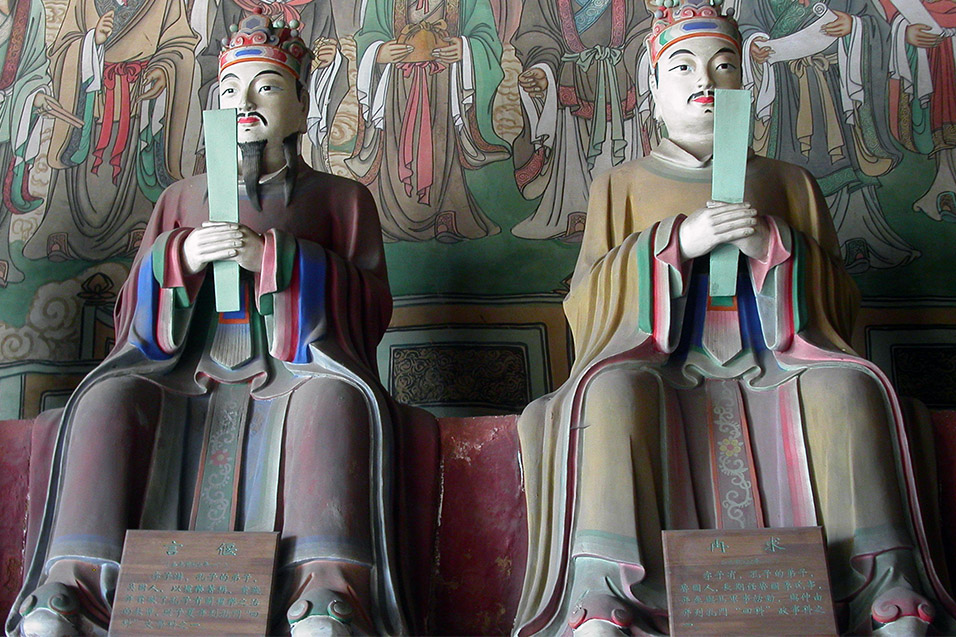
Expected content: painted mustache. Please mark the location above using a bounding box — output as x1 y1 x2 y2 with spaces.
689 90 715 104
238 111 269 125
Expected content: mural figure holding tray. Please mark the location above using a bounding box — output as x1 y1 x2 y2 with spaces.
347 0 510 242
7 12 426 636
512 0 956 634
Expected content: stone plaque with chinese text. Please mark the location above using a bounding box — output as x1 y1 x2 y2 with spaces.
663 527 837 636
109 530 278 635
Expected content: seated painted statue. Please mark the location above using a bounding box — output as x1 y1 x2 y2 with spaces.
513 1 956 635
6 12 420 637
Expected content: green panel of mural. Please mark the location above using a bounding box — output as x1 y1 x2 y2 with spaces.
0 0 954 367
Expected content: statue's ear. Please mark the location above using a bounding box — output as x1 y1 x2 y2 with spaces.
298 82 310 132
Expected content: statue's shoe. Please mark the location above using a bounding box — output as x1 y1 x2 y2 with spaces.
288 589 357 637
871 585 935 636
567 592 634 637
18 582 105 637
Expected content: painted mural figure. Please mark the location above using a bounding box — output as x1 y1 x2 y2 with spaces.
510 0 648 242
882 0 956 221
0 0 61 286
737 0 919 273
192 0 347 173
513 1 955 634
7 13 416 636
347 0 510 242
20 0 198 264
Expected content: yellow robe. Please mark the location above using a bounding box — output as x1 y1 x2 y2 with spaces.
515 140 951 635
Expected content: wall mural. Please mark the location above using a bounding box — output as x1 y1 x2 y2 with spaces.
1 0 955 418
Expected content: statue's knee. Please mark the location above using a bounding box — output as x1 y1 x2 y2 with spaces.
68 376 159 436
583 367 658 419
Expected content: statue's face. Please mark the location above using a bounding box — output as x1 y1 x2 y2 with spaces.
219 60 306 149
650 35 742 141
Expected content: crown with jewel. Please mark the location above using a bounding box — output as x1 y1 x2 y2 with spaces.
219 9 310 80
646 0 741 67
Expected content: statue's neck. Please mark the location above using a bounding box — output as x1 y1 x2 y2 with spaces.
667 136 714 162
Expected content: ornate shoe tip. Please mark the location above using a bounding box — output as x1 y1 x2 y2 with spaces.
288 599 312 621
328 599 354 622
19 594 37 616
917 602 935 623
610 608 632 627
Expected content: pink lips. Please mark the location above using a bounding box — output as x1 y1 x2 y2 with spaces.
693 96 715 104
238 116 260 124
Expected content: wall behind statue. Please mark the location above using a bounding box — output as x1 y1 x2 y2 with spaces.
0 0 954 419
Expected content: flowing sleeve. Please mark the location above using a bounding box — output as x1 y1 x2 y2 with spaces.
255 181 392 375
757 165 861 354
113 185 205 360
563 171 681 375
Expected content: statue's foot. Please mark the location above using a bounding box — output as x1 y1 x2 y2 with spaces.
568 593 634 637
18 582 105 637
288 589 356 637
871 586 934 636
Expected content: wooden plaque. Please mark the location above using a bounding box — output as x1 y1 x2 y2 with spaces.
663 527 837 636
109 530 278 636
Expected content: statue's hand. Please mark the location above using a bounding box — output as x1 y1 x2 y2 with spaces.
182 222 264 275
93 10 114 45
905 23 941 48
731 215 771 260
678 201 760 260
376 41 414 64
518 68 548 95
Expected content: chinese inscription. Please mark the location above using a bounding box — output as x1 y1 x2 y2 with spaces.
109 530 278 636
663 527 837 636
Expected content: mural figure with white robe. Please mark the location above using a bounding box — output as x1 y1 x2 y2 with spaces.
348 0 510 242
7 13 421 637
22 0 199 262
881 0 956 221
737 0 919 273
513 1 955 634
510 0 648 241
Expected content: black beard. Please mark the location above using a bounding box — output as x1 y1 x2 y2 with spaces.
238 140 267 211
282 133 298 207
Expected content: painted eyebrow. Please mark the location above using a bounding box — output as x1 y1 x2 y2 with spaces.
667 49 695 59
715 47 737 55
221 73 239 81
254 70 285 79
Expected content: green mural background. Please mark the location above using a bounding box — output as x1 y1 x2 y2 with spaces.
0 0 955 420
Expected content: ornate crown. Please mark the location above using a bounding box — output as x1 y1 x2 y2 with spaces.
219 9 310 80
646 0 741 67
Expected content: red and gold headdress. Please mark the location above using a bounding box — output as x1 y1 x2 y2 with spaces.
219 9 310 79
646 0 741 67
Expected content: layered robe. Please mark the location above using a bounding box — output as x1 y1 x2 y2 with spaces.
192 0 348 173
882 0 956 220
7 165 410 635
348 0 510 242
0 0 50 285
737 0 918 272
514 140 955 635
22 0 198 262
510 0 648 241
